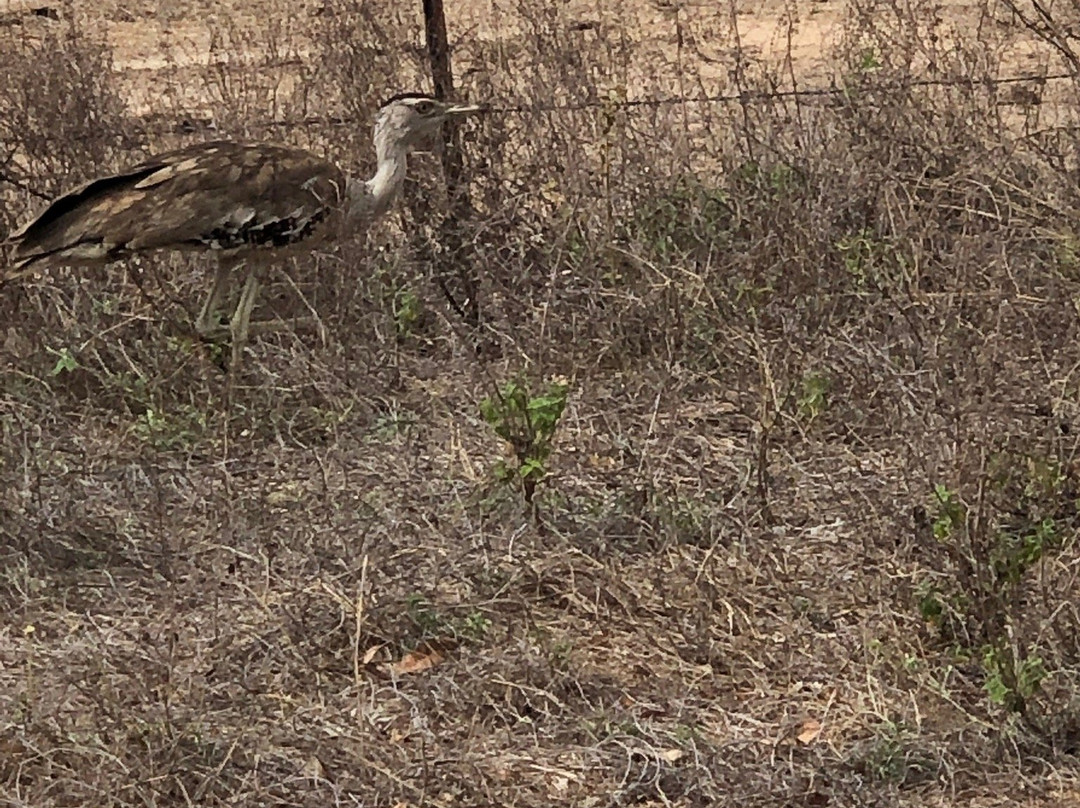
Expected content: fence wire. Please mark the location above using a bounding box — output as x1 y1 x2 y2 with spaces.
111 68 1079 143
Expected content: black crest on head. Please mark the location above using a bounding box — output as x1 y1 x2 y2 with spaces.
379 92 439 108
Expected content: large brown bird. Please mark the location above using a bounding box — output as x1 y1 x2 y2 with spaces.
4 93 486 367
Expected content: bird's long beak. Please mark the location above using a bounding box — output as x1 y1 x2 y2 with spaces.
443 102 488 117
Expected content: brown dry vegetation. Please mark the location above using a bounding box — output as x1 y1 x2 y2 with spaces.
5 0 1080 805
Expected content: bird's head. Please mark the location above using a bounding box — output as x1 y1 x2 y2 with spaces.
373 92 487 153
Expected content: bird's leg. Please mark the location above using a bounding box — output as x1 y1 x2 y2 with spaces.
229 270 260 369
195 261 234 338
198 260 321 371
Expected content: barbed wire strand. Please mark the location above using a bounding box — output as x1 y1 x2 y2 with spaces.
125 69 1077 138
1 67 1076 203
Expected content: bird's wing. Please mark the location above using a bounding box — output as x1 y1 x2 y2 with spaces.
5 141 348 276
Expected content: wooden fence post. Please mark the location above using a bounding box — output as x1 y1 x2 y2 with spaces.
421 0 480 327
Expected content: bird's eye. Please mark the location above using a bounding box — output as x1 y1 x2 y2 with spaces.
415 101 434 115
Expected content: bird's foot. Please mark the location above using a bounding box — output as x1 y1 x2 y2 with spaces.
194 311 231 341
194 317 323 343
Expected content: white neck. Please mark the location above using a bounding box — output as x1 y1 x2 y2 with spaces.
346 127 408 224
366 144 407 217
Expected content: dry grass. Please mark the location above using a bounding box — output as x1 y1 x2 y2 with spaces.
4 0 1080 805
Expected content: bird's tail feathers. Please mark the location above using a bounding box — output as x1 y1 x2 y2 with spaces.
1 254 42 286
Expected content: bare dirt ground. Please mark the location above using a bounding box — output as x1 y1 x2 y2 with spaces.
3 0 1057 113
4 0 1080 806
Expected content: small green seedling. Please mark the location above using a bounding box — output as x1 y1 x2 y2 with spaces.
47 347 79 376
480 377 569 503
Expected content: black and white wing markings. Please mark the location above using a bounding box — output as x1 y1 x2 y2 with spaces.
196 204 334 251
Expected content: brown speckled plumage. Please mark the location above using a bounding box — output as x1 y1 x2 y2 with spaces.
7 141 347 276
